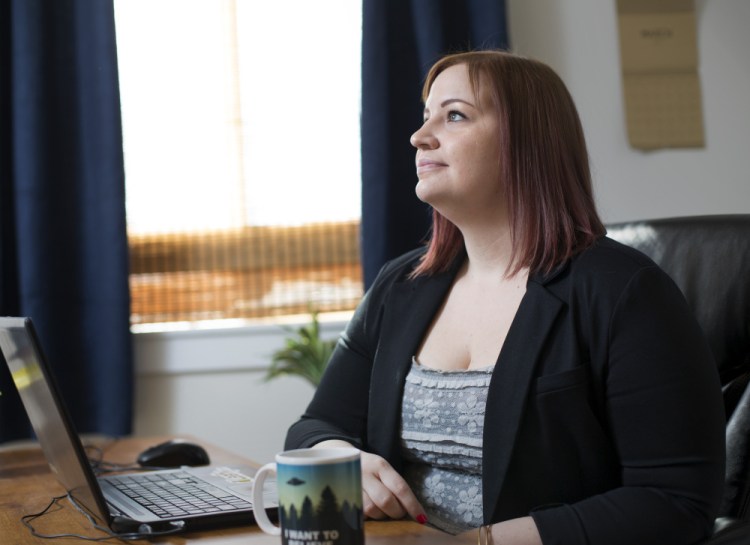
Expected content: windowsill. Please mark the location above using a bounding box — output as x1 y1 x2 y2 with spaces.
132 311 352 376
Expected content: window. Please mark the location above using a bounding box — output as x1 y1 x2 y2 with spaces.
115 0 363 327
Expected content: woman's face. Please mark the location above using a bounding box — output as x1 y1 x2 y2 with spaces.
410 63 504 225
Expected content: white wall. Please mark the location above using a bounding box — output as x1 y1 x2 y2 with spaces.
506 0 750 222
134 0 750 464
133 319 343 464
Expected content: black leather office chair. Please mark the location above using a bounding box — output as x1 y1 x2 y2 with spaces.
607 215 750 544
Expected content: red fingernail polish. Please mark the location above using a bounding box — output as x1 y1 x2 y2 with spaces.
416 514 428 525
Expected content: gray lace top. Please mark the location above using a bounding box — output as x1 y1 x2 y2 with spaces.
400 357 494 535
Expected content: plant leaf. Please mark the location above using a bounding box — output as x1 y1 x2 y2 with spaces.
264 311 335 387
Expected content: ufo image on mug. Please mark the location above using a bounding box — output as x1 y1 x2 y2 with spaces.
277 459 364 545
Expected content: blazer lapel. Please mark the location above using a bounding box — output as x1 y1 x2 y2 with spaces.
482 279 564 521
367 261 462 466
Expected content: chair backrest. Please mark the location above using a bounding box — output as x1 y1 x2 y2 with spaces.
607 215 750 520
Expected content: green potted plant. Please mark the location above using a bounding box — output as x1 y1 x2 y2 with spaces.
265 312 336 388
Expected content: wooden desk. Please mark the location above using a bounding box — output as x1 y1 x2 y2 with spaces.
0 436 472 544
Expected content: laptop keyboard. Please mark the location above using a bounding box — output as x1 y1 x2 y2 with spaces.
107 471 253 518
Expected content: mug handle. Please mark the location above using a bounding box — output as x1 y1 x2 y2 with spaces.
252 462 280 535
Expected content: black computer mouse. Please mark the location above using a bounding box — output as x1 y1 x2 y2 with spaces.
136 439 211 468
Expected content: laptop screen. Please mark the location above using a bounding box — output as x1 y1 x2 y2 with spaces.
0 317 110 523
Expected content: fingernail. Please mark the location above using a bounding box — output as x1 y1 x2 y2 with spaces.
416 514 428 525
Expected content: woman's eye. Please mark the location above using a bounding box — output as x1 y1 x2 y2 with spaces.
447 111 466 122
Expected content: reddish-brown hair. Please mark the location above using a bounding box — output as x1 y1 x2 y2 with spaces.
411 50 605 278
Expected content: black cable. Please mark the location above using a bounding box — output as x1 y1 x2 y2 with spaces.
85 439 173 475
20 494 185 541
84 439 141 475
21 495 119 541
21 440 186 540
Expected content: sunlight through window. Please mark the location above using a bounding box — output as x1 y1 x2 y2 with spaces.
115 0 362 234
115 0 363 325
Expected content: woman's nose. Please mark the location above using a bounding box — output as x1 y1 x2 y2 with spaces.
410 123 438 149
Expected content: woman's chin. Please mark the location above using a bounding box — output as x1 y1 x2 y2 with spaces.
415 181 442 205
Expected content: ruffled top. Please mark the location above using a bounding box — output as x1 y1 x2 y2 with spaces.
400 357 494 535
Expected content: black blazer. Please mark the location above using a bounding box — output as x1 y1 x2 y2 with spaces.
286 237 726 545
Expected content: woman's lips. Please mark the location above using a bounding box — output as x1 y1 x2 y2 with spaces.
416 159 447 175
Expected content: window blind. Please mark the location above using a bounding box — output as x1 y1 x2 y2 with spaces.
129 221 362 324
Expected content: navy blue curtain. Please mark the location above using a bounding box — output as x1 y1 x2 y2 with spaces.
360 0 509 287
0 1 132 441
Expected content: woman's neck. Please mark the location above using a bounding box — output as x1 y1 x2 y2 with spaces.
459 219 517 279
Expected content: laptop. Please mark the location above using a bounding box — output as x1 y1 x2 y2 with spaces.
0 316 277 536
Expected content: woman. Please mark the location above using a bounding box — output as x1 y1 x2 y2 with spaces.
285 51 725 545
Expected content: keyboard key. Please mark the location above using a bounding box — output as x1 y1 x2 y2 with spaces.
108 472 251 518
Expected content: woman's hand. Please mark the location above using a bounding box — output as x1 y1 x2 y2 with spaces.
360 451 426 522
313 440 427 524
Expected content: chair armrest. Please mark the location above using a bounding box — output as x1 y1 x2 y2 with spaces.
700 518 750 544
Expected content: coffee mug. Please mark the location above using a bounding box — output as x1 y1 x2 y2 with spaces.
252 448 364 545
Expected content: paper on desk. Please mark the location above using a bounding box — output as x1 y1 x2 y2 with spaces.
616 0 705 149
